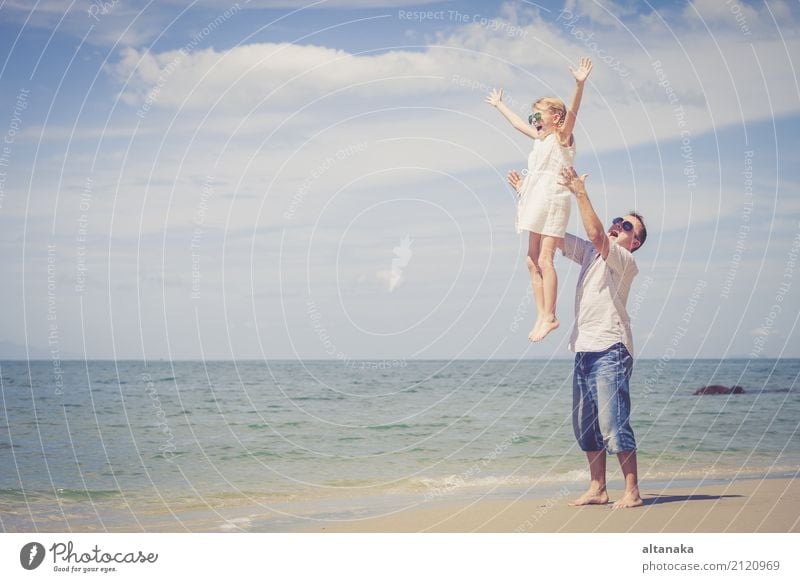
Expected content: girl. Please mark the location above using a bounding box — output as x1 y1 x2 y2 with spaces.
486 58 592 342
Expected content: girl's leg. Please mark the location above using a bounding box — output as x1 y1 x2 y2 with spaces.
531 235 561 342
526 232 545 341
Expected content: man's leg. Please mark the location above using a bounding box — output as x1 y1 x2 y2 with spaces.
613 450 643 508
570 450 610 506
571 352 609 506
594 344 643 508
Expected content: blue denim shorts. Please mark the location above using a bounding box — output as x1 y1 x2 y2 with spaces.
573 342 636 454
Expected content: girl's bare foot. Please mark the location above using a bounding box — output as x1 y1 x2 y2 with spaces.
531 317 559 342
528 319 543 342
568 488 609 506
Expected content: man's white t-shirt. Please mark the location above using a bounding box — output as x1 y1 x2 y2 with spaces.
562 233 639 356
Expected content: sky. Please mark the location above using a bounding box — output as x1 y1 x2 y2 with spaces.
0 0 798 361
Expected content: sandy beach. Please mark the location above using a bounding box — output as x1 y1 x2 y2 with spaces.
298 477 800 533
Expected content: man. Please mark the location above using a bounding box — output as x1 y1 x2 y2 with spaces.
508 166 646 509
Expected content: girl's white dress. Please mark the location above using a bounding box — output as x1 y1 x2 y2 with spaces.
516 132 576 238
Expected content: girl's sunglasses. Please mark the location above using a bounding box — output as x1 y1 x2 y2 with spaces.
528 112 543 125
612 217 638 240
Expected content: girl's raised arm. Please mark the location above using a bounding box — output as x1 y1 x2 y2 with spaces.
486 88 538 139
558 57 593 146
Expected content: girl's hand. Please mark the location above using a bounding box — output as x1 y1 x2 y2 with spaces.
507 170 524 193
570 58 593 84
485 88 503 107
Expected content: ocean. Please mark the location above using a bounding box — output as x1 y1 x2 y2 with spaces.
1 359 798 531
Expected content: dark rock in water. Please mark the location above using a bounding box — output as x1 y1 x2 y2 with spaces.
693 385 745 395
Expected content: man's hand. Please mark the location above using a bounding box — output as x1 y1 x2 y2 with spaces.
558 166 589 197
560 165 607 256
507 170 524 193
570 57 593 84
485 88 503 108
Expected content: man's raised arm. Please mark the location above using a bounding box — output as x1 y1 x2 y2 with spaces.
558 166 609 260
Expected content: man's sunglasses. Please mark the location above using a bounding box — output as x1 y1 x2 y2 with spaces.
528 112 542 125
612 217 638 240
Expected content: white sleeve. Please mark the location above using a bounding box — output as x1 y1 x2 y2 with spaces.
562 233 591 264
605 242 639 277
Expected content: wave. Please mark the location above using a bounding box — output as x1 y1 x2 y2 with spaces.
402 470 590 495
0 488 123 501
367 423 413 431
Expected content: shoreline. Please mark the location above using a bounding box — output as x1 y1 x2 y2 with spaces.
3 473 798 533
293 475 800 533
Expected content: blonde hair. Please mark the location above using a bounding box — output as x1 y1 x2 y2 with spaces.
533 97 567 125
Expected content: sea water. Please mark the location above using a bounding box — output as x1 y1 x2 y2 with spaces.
1 359 798 531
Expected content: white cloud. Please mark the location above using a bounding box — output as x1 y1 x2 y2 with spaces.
111 42 489 112
563 0 636 28
3 0 73 14
683 0 762 30
199 0 441 6
375 268 402 291
750 326 773 336
107 2 800 156
1 1 169 47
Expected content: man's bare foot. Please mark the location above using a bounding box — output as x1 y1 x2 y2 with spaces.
612 489 644 509
528 319 543 342
531 317 559 342
569 488 609 506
